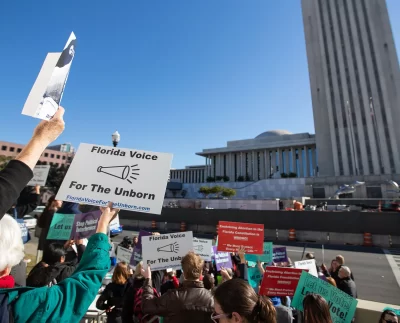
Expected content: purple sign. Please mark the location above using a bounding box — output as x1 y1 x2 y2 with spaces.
71 210 101 239
212 246 233 271
136 230 152 250
130 246 142 266
273 247 288 263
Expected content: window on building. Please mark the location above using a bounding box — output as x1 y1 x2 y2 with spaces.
341 193 353 198
366 187 382 199
42 161 47 165
313 187 325 199
9 147 15 152
51 154 55 158
1 146 6 151
62 156 66 160
44 153 49 157
17 148 22 153
56 155 61 159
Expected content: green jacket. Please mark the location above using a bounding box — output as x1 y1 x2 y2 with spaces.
0 233 110 323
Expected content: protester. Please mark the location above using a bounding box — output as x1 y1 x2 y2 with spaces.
302 293 333 323
337 266 357 298
37 195 63 252
26 240 85 287
96 262 131 323
7 184 41 219
160 269 180 295
213 279 276 323
203 273 215 292
0 201 119 322
0 108 65 218
141 251 214 322
121 261 146 323
325 277 337 287
379 310 398 323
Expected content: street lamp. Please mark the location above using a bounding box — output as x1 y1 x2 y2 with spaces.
112 131 120 147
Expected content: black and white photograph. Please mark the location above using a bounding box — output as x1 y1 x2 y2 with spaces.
34 32 76 120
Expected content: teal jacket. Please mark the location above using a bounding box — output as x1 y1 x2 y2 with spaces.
0 233 110 323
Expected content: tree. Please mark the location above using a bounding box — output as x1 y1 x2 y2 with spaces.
198 186 211 198
209 185 223 198
221 188 236 199
206 176 215 183
47 164 69 193
216 176 223 181
223 175 230 182
0 156 13 171
237 175 244 182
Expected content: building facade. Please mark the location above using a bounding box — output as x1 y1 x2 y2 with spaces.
170 165 206 184
195 130 317 181
0 141 74 167
302 0 400 177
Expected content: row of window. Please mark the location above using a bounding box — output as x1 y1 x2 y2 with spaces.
170 170 205 183
1 145 70 161
313 186 382 199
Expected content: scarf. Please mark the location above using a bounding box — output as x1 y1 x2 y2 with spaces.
0 275 15 288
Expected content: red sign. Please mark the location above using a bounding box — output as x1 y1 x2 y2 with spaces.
217 221 264 254
259 267 304 296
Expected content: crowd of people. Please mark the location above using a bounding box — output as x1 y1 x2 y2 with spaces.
0 108 397 322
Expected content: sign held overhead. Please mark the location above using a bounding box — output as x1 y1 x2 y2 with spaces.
28 165 51 186
56 143 172 214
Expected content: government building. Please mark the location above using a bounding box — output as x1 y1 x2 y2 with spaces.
169 0 400 200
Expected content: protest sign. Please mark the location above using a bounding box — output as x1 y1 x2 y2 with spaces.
193 238 212 261
212 246 233 271
109 215 120 231
142 231 193 271
294 259 318 277
70 210 101 239
22 32 76 120
217 221 264 254
28 165 51 186
116 246 133 264
259 266 304 296
292 271 358 323
47 213 75 240
56 143 173 214
245 242 273 263
136 230 152 250
130 247 143 266
273 247 288 263
248 267 264 289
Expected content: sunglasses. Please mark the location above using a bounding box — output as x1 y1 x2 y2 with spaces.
211 312 230 322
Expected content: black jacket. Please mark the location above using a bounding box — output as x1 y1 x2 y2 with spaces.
121 276 145 323
142 279 214 323
0 160 33 220
338 277 357 298
37 208 56 250
96 282 129 323
26 260 78 287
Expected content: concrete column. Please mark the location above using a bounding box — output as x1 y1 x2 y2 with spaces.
278 148 283 175
298 148 304 177
285 149 290 174
240 152 245 177
291 148 297 174
311 148 317 176
259 151 265 179
271 150 276 176
252 151 256 180
304 146 309 177
231 153 235 181
265 150 270 178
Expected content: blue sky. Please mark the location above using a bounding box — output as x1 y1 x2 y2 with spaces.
0 1 399 169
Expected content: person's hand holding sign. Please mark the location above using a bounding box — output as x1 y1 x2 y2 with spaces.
142 265 152 280
238 246 246 264
97 202 120 234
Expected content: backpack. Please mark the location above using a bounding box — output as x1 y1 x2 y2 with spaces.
133 287 160 323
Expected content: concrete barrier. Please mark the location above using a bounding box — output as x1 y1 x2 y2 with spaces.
355 299 399 323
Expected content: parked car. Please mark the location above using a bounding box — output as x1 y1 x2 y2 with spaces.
23 215 37 229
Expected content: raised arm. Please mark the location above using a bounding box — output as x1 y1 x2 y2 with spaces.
0 108 65 218
11 202 120 323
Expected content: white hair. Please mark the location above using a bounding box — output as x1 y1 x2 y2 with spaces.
340 266 351 277
0 214 25 271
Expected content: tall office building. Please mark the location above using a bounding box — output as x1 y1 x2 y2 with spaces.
302 0 400 176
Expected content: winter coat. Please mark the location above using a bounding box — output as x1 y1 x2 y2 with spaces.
141 279 214 323
0 233 110 323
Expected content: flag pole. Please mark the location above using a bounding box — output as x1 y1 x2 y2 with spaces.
347 101 358 175
370 97 384 174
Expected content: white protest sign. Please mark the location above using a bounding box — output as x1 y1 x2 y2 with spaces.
56 143 173 215
142 231 194 271
22 32 76 120
109 215 120 231
116 246 133 264
28 165 51 186
193 238 212 261
294 259 318 277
